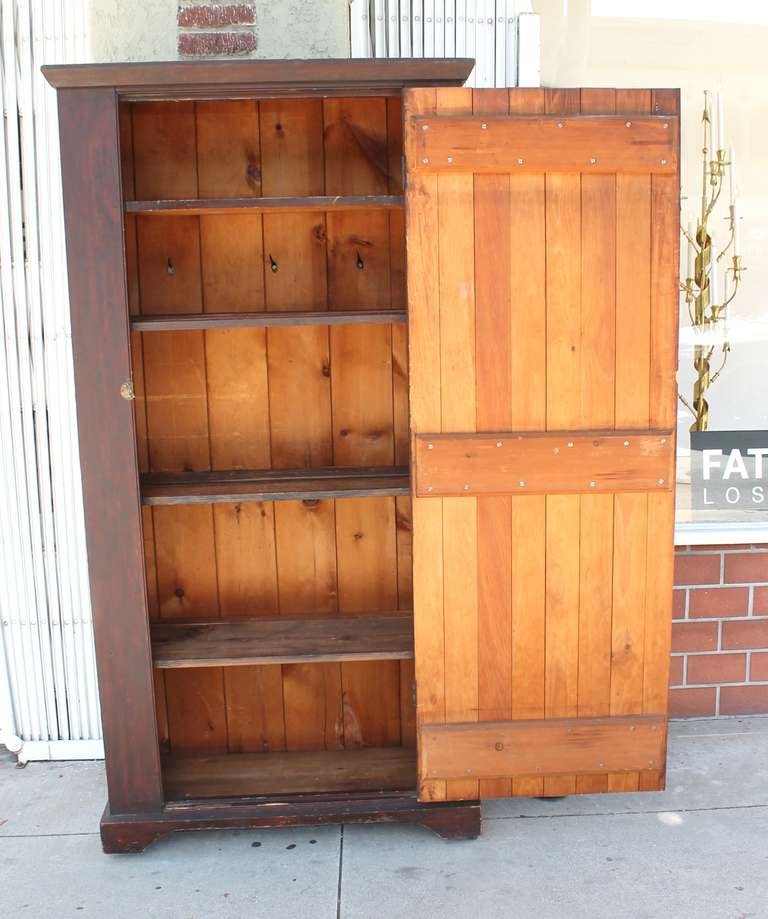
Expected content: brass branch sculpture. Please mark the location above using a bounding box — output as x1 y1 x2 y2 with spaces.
680 89 745 432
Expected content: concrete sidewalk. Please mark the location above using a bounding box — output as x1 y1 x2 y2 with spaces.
2 717 767 919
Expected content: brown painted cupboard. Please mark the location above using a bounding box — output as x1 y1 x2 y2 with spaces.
42 59 680 852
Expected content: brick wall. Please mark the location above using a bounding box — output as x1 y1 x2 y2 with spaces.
177 1 257 57
671 544 768 717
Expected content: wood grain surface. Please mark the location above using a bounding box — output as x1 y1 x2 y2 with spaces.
405 86 680 802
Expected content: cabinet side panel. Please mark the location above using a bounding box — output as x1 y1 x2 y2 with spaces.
57 88 162 814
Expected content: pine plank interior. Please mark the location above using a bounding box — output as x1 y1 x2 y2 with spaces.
151 614 414 668
163 747 417 800
124 92 415 791
125 195 403 214
130 309 407 331
140 465 410 505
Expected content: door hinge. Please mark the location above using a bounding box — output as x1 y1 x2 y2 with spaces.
412 679 417 707
119 380 135 401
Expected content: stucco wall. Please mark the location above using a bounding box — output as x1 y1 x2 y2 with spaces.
88 0 178 62
87 0 350 62
254 2 349 59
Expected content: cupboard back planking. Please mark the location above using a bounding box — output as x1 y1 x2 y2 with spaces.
124 94 411 766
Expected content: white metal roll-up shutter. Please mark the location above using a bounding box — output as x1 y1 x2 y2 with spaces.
349 0 541 88
0 0 102 762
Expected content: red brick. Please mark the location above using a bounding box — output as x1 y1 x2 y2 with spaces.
669 687 716 717
723 551 768 584
673 553 720 586
689 544 751 551
686 653 746 685
721 618 768 651
669 655 684 686
753 586 768 615
688 586 749 618
178 3 256 28
750 652 768 681
720 684 768 715
178 30 256 56
671 620 718 653
672 589 686 619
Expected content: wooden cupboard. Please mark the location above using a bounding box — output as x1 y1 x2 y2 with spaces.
42 59 680 852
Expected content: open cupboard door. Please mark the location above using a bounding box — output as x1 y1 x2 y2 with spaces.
404 87 680 802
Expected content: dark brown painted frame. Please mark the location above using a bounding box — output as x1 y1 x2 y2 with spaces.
43 57 475 98
47 57 477 852
58 85 163 816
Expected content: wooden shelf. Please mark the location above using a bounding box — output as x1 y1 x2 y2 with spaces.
140 465 410 506
130 309 407 332
151 614 414 669
163 747 417 800
125 195 403 216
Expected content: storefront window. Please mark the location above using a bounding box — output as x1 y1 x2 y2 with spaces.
676 308 768 529
675 83 766 531
546 2 768 540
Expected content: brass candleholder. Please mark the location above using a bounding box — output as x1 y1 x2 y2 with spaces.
680 91 745 432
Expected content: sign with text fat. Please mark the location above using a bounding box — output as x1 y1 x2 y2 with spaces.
691 431 768 511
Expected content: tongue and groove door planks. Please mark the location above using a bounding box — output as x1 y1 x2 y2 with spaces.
405 86 679 800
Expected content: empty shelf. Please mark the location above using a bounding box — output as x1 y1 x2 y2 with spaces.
126 195 403 215
130 309 407 331
151 614 414 668
140 465 410 506
163 747 417 800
